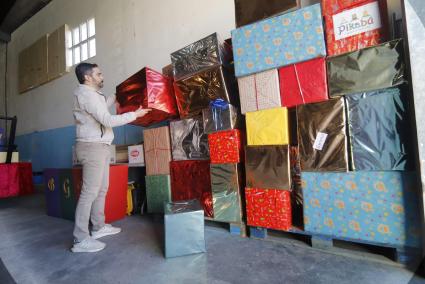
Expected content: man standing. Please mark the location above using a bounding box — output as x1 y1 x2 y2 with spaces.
71 63 150 253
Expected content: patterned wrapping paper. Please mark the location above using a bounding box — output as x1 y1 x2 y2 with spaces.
246 107 289 146
145 175 172 213
211 164 244 223
346 86 412 171
170 160 213 217
171 33 232 81
302 172 422 247
279 57 329 108
297 98 349 171
245 145 291 190
116 67 178 127
143 126 172 175
327 39 405 97
322 0 389 56
245 188 292 231
170 116 210 161
231 4 326 77
208 129 243 164
202 99 242 134
237 69 282 114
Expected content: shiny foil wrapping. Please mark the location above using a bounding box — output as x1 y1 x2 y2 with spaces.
202 100 242 134
208 129 243 164
297 98 348 171
290 146 303 228
245 145 291 190
145 175 171 213
327 39 405 97
170 116 209 161
143 126 172 175
116 67 179 126
245 188 292 231
211 164 243 223
346 86 412 170
173 66 238 118
170 160 213 217
171 33 231 81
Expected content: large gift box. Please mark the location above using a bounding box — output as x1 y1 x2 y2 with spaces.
327 39 405 97
59 169 77 221
302 172 422 247
202 99 241 134
245 145 291 190
323 0 389 56
208 129 243 164
44 168 62 218
170 160 213 217
246 107 289 146
146 175 172 213
0 163 34 198
231 4 326 77
297 98 348 171
279 57 328 108
143 126 172 175
346 86 412 170
116 67 178 126
245 188 292 231
211 164 244 223
170 116 209 161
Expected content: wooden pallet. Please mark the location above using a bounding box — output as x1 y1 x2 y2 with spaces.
205 217 247 238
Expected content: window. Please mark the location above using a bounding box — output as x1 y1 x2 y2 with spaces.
68 18 96 66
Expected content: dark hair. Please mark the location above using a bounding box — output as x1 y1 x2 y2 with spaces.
75 63 98 84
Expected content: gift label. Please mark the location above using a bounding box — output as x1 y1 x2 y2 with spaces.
313 132 328 151
332 1 382 41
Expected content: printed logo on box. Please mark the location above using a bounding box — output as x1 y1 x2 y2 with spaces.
332 1 382 41
130 150 140 158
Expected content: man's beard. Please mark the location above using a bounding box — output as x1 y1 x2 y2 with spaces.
98 81 104 89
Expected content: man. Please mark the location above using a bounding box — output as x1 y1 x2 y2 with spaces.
71 63 150 253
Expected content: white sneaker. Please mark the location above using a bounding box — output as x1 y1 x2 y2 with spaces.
91 224 122 239
71 237 105 253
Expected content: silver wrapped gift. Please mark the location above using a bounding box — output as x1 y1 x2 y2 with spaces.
202 99 242 134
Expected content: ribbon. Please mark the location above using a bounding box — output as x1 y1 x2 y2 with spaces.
210 99 229 131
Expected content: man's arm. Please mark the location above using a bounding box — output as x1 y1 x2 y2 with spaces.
106 94 116 108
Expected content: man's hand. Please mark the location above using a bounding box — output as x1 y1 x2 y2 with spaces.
134 106 152 118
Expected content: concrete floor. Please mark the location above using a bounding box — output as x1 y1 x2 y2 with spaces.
0 193 423 284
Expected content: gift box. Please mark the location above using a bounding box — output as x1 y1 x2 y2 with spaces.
211 164 243 223
17 163 34 196
116 67 178 127
208 129 243 164
44 168 62 218
297 98 348 171
327 39 405 97
246 107 289 146
202 99 242 134
237 69 281 114
302 172 422 247
231 4 326 77
170 160 213 217
146 175 172 213
245 188 292 231
173 66 238 118
323 0 389 56
60 169 77 221
170 116 209 161
128 145 144 164
346 86 412 170
164 199 206 258
143 126 172 175
279 57 328 108
290 146 303 227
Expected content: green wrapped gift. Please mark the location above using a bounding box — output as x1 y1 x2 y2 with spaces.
146 175 171 213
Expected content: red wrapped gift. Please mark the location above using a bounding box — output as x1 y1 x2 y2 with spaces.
116 67 179 126
0 163 19 198
17 162 34 196
245 188 292 231
208 129 243 164
323 0 389 56
279 58 328 108
170 160 213 217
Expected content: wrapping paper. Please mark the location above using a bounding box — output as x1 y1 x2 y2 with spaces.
208 129 243 164
44 169 62 218
231 4 326 77
323 0 389 56
288 108 298 146
246 107 289 145
237 69 281 114
235 0 299 27
60 169 77 221
171 33 231 81
211 164 243 223
145 175 172 213
346 86 412 170
116 67 178 126
143 126 172 175
173 66 238 118
0 164 19 198
279 57 328 108
17 163 34 196
202 99 241 134
297 98 348 171
170 160 213 217
245 145 291 190
170 116 209 161
290 146 303 227
302 172 422 247
164 199 206 258
245 188 292 231
327 39 405 97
